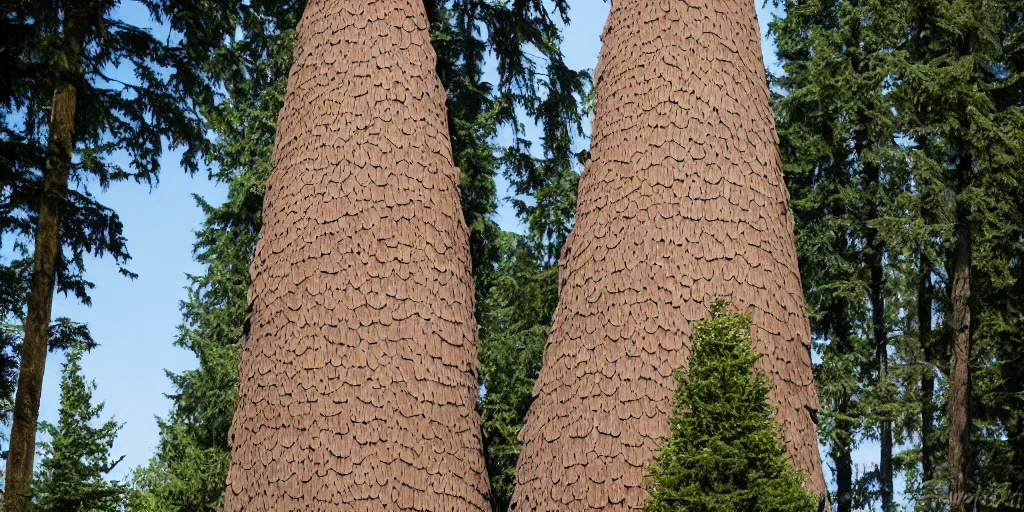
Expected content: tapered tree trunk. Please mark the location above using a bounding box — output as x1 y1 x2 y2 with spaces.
221 0 489 510
512 0 827 510
2 12 84 512
948 200 972 512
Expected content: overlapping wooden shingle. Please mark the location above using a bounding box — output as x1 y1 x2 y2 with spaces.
512 0 828 510
222 0 490 509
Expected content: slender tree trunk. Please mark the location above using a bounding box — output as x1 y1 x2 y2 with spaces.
867 237 893 511
948 199 972 512
919 255 936 485
221 0 489 510
856 107 892 511
833 395 854 512
513 0 827 509
828 301 854 512
2 14 84 512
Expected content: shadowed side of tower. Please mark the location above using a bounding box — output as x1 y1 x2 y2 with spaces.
512 0 828 510
221 0 490 509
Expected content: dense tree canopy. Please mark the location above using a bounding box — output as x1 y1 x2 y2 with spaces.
773 0 1024 509
0 0 205 507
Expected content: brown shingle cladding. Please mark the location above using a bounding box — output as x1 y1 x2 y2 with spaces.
221 0 490 509
511 0 828 510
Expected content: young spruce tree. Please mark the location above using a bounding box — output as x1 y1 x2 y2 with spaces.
645 301 819 512
28 344 126 512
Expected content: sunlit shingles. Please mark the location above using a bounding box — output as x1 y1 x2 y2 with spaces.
222 0 490 510
512 0 827 510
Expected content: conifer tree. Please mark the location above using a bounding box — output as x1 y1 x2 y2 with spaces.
477 233 560 511
771 1 928 508
775 1 1024 509
900 1 1024 508
1 1 203 507
976 3 1024 505
644 301 819 512
28 344 127 512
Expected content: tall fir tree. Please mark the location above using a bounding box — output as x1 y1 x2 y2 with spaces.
775 0 1024 509
0 0 204 507
28 344 127 512
772 1 928 509
978 2 1024 505
900 0 1024 508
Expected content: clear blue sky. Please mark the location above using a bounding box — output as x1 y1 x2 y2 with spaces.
36 0 897 500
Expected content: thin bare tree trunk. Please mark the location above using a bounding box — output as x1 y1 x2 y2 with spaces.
512 0 827 510
833 393 854 512
221 0 489 510
2 12 84 512
867 219 893 511
948 201 972 512
830 304 854 512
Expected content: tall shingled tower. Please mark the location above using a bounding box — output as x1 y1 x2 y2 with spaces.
512 0 828 510
221 0 490 509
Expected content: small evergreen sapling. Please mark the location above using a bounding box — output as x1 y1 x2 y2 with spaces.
645 300 819 512
29 344 126 512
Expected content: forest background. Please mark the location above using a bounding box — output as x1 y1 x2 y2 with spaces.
8 0 1011 509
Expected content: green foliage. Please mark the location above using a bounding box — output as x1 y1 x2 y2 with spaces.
424 0 590 284
645 301 819 512
0 0 206 489
29 344 127 512
773 0 1024 508
477 233 560 511
771 0 923 505
129 2 299 509
4 0 207 295
899 1 1024 507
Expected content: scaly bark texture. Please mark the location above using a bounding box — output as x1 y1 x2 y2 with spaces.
512 0 827 510
221 0 489 509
